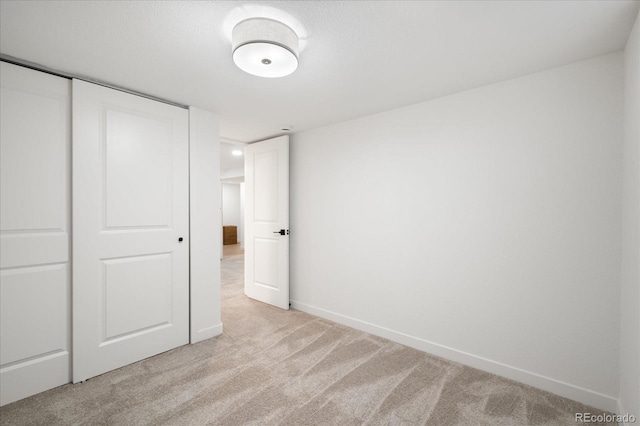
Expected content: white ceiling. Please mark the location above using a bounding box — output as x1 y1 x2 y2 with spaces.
220 142 245 174
1 1 638 143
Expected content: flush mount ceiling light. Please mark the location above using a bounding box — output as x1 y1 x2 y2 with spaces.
232 18 299 78
231 150 243 156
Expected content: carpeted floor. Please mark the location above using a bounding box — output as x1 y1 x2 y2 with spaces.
0 253 614 425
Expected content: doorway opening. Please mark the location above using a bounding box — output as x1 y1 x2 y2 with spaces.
220 136 290 310
220 141 246 261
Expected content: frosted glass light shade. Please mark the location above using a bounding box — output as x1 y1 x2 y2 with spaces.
232 18 299 78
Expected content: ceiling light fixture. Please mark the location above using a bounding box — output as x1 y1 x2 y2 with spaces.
231 150 243 156
232 18 299 78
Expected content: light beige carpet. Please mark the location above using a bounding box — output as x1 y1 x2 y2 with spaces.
0 254 614 425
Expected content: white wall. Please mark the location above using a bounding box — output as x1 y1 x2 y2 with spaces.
222 183 242 245
221 167 244 181
240 182 245 246
222 183 241 227
620 10 640 421
290 53 623 411
189 107 222 343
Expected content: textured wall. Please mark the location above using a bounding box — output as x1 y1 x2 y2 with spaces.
290 53 623 411
620 10 640 421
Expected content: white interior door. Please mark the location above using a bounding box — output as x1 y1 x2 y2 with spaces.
244 135 289 310
0 62 71 406
72 80 189 382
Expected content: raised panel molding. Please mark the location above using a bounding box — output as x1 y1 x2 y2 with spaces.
253 150 278 223
101 253 173 341
0 264 69 366
0 86 68 233
104 108 172 229
254 238 279 289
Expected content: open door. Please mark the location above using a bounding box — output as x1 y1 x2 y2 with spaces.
244 135 289 310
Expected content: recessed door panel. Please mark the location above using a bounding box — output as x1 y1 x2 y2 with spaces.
254 238 279 289
254 150 278 223
105 109 172 229
0 85 67 232
0 264 69 365
102 253 172 340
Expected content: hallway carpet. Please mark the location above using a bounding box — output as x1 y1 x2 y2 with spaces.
0 254 614 425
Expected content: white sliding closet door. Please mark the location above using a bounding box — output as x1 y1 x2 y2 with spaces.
72 80 189 382
0 62 71 406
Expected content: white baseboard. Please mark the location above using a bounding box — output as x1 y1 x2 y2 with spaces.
190 322 223 344
290 300 618 413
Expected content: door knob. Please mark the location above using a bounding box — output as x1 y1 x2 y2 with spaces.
178 237 184 242
273 229 288 235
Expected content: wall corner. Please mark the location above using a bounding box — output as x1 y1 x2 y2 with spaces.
188 106 222 344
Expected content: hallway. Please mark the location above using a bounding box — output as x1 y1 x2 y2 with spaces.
222 242 244 258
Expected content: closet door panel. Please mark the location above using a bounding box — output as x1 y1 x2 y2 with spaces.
72 80 189 383
0 62 71 406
